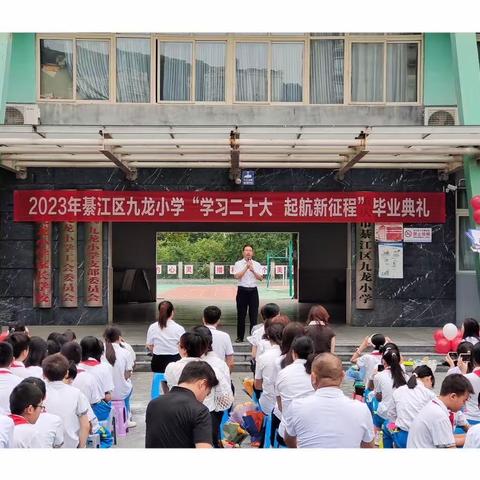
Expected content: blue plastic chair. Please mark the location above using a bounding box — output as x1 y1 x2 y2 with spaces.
219 409 230 441
263 414 273 449
151 372 166 399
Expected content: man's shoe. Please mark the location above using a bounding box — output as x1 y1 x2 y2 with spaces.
235 337 244 343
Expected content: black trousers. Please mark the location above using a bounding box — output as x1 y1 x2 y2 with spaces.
236 286 259 340
210 410 225 448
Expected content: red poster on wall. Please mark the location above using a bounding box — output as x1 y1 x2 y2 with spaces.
14 190 446 223
34 222 52 308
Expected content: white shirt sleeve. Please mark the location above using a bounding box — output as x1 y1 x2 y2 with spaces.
76 391 90 417
373 373 382 393
255 355 265 380
164 363 176 389
253 261 263 276
464 425 480 448
283 399 297 438
146 324 154 345
361 404 375 443
213 366 234 412
224 336 234 356
431 417 456 447
53 415 64 448
233 260 244 275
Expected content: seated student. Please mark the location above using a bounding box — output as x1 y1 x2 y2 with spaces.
146 361 218 448
42 353 90 448
283 353 374 448
462 318 480 345
24 337 48 378
0 342 22 413
461 342 480 426
79 336 115 406
385 365 436 448
192 326 234 448
350 333 386 384
202 306 234 371
20 377 63 448
0 414 14 447
0 322 29 343
9 382 44 448
103 327 135 425
275 336 315 445
464 393 480 448
63 330 77 343
407 374 474 448
5 332 30 378
445 341 474 375
255 323 285 416
304 305 336 354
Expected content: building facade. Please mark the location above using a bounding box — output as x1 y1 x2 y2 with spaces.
0 32 479 327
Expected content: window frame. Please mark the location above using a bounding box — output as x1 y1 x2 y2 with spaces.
456 186 476 273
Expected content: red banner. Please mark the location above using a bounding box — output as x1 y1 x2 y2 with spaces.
14 190 445 223
34 222 52 308
85 222 103 307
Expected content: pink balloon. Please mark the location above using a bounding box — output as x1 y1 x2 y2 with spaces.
471 195 480 210
474 210 480 225
435 338 451 354
450 337 463 351
433 329 444 341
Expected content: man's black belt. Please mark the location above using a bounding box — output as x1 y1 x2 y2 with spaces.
238 286 257 291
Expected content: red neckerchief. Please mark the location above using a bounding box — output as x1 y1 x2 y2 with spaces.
473 368 480 378
8 414 29 426
371 351 382 356
0 369 12 375
81 359 100 366
10 361 24 368
432 399 455 427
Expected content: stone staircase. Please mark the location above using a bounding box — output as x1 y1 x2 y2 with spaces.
131 342 448 373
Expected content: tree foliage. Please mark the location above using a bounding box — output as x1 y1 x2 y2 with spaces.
156 232 292 263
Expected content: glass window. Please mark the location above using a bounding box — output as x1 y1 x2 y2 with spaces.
76 40 110 100
116 38 151 103
158 42 192 101
271 43 303 102
351 43 384 102
235 42 268 102
386 43 418 102
459 215 476 271
195 42 226 102
310 39 344 104
40 39 73 99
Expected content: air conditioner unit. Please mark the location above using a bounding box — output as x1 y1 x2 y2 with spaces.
424 107 458 126
4 104 40 126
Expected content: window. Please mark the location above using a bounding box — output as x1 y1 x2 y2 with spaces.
76 40 110 100
116 38 151 103
158 42 192 101
310 39 344 104
195 42 226 102
351 41 419 103
235 42 268 102
271 43 303 102
40 39 73 99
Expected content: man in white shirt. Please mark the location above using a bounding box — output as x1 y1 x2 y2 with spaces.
202 306 234 371
0 342 22 413
233 244 263 343
407 374 473 448
284 352 375 448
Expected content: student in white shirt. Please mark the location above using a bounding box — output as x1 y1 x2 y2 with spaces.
247 303 280 366
21 377 64 448
445 341 474 375
0 414 14 448
146 300 185 374
462 318 480 345
350 333 386 386
192 326 234 447
103 326 135 428
373 347 408 429
8 381 43 448
384 365 436 448
464 393 480 448
43 353 90 448
462 342 480 426
0 342 22 413
6 332 30 378
275 335 315 446
202 306 234 371
407 373 474 448
24 336 48 378
284 353 375 448
255 323 285 416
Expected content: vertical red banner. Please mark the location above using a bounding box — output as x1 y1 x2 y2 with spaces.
34 222 52 308
85 222 103 307
60 222 78 307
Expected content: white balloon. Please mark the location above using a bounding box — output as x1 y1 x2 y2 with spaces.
442 323 458 341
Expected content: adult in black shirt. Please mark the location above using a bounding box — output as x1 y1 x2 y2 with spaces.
145 361 219 448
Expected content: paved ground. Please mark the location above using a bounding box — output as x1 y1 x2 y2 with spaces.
115 370 449 448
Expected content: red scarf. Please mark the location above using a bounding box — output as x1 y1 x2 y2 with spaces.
473 369 480 378
432 399 455 427
10 362 24 368
8 414 29 426
0 369 12 375
371 351 382 356
81 359 100 366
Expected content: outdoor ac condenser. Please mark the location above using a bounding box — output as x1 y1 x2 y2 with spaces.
424 107 458 126
4 103 40 125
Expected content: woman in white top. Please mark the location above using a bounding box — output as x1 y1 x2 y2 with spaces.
461 343 480 426
462 318 480 346
373 346 408 430
24 336 48 378
275 335 315 445
146 300 185 373
386 365 435 448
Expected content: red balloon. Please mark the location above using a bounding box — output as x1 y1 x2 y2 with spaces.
435 338 451 354
456 330 464 339
450 337 463 351
474 210 480 225
433 329 444 341
471 195 480 210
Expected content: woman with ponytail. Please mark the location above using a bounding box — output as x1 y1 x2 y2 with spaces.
384 365 436 448
103 327 134 417
146 300 185 374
